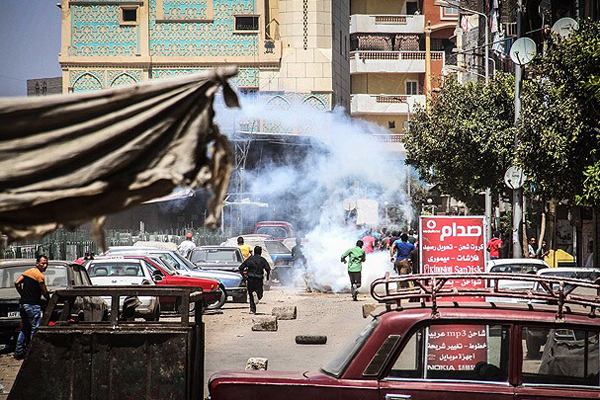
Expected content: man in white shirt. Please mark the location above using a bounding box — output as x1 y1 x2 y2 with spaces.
178 233 196 258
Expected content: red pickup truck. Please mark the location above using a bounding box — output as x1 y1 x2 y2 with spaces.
209 273 600 399
254 221 294 241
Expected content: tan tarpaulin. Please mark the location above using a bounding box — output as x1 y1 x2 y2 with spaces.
0 67 238 245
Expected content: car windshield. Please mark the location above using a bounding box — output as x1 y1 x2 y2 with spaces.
490 264 543 274
88 262 144 277
265 241 291 254
147 257 176 275
256 226 288 239
192 249 239 263
0 265 68 288
170 251 198 270
150 252 186 271
543 271 600 280
322 318 379 378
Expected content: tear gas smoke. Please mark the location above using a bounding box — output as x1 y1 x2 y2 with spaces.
215 94 414 293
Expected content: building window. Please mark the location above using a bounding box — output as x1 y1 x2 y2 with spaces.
35 83 40 95
42 82 47 95
444 6 459 15
388 121 396 129
120 6 138 25
235 16 259 31
406 81 418 95
441 6 459 19
406 2 418 14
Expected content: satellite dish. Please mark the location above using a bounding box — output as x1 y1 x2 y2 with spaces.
509 37 537 65
552 17 579 38
504 166 527 189
343 198 357 211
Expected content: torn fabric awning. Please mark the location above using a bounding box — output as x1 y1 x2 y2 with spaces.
0 67 238 243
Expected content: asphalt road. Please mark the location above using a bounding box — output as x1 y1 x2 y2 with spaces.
0 286 374 398
204 286 373 390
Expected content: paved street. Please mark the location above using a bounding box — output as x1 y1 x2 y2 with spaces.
204 287 372 390
0 286 374 398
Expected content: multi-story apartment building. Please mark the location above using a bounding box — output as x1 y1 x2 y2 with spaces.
349 0 457 137
58 0 350 113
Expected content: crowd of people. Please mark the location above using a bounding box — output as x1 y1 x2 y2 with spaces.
341 228 420 300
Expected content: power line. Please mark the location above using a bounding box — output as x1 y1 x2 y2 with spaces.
0 74 26 82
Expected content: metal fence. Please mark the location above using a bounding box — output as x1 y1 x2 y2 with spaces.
2 228 228 261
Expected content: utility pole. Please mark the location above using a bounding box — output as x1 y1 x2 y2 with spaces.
512 2 524 258
425 21 432 97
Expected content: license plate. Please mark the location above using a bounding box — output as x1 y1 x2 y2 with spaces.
7 311 19 318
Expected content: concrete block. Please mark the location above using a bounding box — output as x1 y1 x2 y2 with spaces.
245 357 269 370
252 316 278 331
362 303 380 318
272 306 297 320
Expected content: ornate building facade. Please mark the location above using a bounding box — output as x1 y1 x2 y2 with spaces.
59 0 350 112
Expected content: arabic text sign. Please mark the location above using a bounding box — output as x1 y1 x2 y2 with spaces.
427 325 488 373
420 216 486 278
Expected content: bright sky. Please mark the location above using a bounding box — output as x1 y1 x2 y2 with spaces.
0 0 62 97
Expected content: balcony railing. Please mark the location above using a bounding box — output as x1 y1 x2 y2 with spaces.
351 94 426 115
350 14 425 34
351 51 444 61
350 51 445 74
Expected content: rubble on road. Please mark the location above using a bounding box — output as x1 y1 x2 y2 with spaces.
272 306 297 320
245 358 269 370
362 303 380 318
252 316 278 331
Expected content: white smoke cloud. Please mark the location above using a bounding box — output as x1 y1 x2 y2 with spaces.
215 93 413 293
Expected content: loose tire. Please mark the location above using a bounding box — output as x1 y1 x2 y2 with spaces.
295 335 327 345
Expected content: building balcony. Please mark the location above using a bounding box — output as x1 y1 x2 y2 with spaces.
350 51 445 74
350 14 425 34
351 94 426 115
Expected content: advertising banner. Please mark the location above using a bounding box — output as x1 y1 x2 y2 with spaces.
419 216 487 373
419 216 486 287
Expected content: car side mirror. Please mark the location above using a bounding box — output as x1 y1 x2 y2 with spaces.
153 272 163 282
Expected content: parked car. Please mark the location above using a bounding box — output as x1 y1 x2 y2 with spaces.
0 259 107 351
254 221 294 241
485 258 550 303
209 273 600 399
120 255 223 309
486 258 549 273
264 240 295 284
189 246 243 273
525 267 600 359
84 258 161 321
104 246 247 303
220 236 275 269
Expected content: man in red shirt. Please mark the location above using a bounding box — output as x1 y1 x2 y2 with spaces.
361 230 376 254
487 233 502 260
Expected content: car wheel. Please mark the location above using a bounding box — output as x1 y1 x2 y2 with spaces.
206 286 227 310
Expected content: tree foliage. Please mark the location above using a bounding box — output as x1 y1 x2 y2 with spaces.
405 20 600 206
520 20 600 203
405 73 516 208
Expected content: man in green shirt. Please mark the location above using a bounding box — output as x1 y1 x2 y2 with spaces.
341 240 366 301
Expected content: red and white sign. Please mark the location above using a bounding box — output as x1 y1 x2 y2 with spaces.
426 325 488 373
419 216 487 373
420 216 486 279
